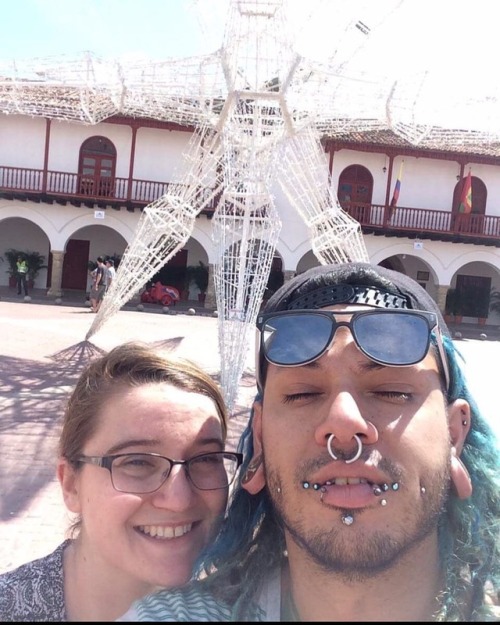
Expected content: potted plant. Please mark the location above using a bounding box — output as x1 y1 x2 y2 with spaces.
444 288 458 324
4 248 48 289
186 261 209 303
488 288 500 322
24 251 48 288
462 283 490 325
4 248 21 288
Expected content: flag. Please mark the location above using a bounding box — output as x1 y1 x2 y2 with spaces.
390 161 404 208
458 170 472 213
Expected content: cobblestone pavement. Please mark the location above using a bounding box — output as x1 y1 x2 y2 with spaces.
1 289 499 574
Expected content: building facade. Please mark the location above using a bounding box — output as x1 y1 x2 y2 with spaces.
1 113 499 325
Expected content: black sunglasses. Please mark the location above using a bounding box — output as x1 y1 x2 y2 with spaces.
256 309 450 390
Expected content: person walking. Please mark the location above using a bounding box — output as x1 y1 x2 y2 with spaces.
104 257 116 293
120 262 499 622
16 255 29 296
89 256 105 312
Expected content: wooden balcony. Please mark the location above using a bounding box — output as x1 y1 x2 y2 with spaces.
0 165 217 215
343 202 500 247
1 165 500 246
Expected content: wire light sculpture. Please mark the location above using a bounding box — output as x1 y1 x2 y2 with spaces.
3 0 499 408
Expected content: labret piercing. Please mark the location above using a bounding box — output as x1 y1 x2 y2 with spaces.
313 481 399 525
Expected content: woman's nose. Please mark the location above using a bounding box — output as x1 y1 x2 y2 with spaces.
149 464 195 510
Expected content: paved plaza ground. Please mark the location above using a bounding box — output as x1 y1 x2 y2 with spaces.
1 287 499 574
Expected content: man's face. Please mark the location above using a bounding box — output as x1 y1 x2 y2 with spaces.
252 305 461 578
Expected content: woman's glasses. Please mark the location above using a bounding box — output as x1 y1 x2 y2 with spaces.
75 451 243 493
256 308 450 390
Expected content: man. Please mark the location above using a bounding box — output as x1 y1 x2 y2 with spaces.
16 255 29 296
120 262 499 621
103 257 116 292
89 256 105 313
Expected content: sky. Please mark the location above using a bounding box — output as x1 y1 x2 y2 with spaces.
0 0 418 64
0 0 495 133
0 0 224 61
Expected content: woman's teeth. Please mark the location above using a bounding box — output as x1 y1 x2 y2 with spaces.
138 524 192 538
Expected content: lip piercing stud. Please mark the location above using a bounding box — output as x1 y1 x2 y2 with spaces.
421 487 426 495
327 433 362 464
462 420 468 426
341 514 354 525
302 482 310 489
392 482 400 491
380 499 387 506
373 486 382 496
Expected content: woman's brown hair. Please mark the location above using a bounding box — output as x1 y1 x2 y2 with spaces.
59 341 228 462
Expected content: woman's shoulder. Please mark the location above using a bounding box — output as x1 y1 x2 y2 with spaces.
0 540 70 622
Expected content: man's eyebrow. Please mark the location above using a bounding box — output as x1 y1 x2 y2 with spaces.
357 360 386 374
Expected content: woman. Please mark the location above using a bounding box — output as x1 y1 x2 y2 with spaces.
0 342 241 621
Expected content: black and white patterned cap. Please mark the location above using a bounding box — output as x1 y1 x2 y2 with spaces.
263 262 450 337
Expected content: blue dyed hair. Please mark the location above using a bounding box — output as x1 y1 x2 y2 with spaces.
194 264 500 620
195 337 499 620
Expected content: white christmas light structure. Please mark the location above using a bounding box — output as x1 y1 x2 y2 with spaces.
3 0 499 408
0 0 373 410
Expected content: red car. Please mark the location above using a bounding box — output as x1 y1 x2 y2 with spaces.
141 282 180 306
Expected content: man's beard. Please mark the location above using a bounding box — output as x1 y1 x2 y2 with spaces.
265 452 450 581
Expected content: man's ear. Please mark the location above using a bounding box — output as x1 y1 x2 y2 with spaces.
448 399 472 500
241 400 266 495
57 458 82 514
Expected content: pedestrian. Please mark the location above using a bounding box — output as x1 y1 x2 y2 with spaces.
0 342 240 622
120 262 500 621
89 256 105 312
16 255 29 296
104 257 116 292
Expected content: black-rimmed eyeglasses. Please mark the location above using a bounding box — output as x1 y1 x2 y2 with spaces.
256 308 450 391
75 451 243 493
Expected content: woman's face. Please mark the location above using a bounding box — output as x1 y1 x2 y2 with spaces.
58 382 228 591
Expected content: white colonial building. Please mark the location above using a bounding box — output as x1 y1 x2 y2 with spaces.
1 113 500 325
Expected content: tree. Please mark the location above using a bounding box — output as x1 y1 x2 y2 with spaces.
186 261 209 294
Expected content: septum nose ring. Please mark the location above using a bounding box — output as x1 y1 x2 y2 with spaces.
327 434 362 464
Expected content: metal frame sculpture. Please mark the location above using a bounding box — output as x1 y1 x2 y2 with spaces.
2 0 497 408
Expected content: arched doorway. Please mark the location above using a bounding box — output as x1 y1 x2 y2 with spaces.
452 175 486 234
337 164 374 223
79 136 117 197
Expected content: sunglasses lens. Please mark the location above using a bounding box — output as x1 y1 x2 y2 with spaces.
261 311 433 368
353 312 430 365
262 314 333 365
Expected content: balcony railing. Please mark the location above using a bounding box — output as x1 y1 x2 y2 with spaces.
0 165 217 212
343 202 500 241
1 165 500 242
